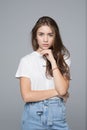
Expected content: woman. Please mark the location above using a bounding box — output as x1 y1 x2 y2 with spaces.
15 16 71 130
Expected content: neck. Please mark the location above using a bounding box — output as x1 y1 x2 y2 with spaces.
36 48 43 53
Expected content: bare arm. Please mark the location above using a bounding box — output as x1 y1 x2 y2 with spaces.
40 49 70 97
19 77 58 103
51 60 70 96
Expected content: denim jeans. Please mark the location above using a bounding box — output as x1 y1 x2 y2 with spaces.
21 97 70 130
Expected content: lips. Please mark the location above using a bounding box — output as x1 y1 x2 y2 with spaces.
42 44 49 46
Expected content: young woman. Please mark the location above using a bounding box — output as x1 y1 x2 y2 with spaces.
15 16 71 130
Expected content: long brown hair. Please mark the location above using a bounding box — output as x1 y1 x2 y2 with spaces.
31 16 70 80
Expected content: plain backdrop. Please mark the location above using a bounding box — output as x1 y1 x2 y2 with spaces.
0 0 86 130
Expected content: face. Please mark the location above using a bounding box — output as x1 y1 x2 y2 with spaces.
36 25 55 51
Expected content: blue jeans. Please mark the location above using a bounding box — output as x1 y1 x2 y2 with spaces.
21 97 70 130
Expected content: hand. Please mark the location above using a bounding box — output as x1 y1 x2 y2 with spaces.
40 49 55 63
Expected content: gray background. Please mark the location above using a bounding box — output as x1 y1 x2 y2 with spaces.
0 0 86 130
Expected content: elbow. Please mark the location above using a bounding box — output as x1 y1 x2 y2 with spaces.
60 83 69 96
58 90 67 97
23 98 28 103
22 94 31 103
56 85 69 97
22 96 29 103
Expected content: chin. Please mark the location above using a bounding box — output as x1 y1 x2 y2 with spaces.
43 48 49 50
42 47 50 50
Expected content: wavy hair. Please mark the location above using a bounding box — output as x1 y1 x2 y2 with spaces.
31 16 70 79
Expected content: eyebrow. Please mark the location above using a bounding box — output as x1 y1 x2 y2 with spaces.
38 32 54 34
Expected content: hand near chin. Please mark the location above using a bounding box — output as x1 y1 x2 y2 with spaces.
40 49 55 63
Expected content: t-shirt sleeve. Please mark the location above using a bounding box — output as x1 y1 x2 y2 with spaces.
64 56 72 79
15 57 30 79
64 56 71 68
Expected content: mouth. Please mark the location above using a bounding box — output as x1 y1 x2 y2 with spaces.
42 44 49 47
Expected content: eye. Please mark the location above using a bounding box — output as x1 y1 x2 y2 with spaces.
48 33 54 37
38 33 44 36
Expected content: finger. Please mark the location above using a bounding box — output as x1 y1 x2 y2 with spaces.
40 50 49 55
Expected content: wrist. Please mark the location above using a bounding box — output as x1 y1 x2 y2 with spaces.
52 67 58 72
51 59 57 69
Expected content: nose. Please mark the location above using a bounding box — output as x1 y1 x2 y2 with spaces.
43 35 48 42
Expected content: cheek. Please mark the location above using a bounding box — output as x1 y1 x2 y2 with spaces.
36 37 42 43
37 39 42 44
50 38 54 45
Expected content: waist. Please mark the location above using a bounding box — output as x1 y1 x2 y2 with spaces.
26 97 63 106
27 97 63 107
49 96 60 100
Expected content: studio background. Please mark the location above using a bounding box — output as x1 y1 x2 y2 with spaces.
0 0 86 130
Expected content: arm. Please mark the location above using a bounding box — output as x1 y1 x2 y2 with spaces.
40 49 70 97
19 77 58 103
51 59 70 96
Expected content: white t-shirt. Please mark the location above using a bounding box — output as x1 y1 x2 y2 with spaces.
15 51 71 90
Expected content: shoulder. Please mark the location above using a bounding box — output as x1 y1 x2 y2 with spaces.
21 54 30 61
20 51 36 62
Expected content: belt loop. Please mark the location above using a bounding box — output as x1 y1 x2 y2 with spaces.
47 103 53 126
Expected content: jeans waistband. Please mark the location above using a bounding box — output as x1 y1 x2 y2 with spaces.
49 96 60 100
38 97 63 105
26 97 63 106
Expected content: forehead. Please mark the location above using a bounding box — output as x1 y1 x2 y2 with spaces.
37 25 54 33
